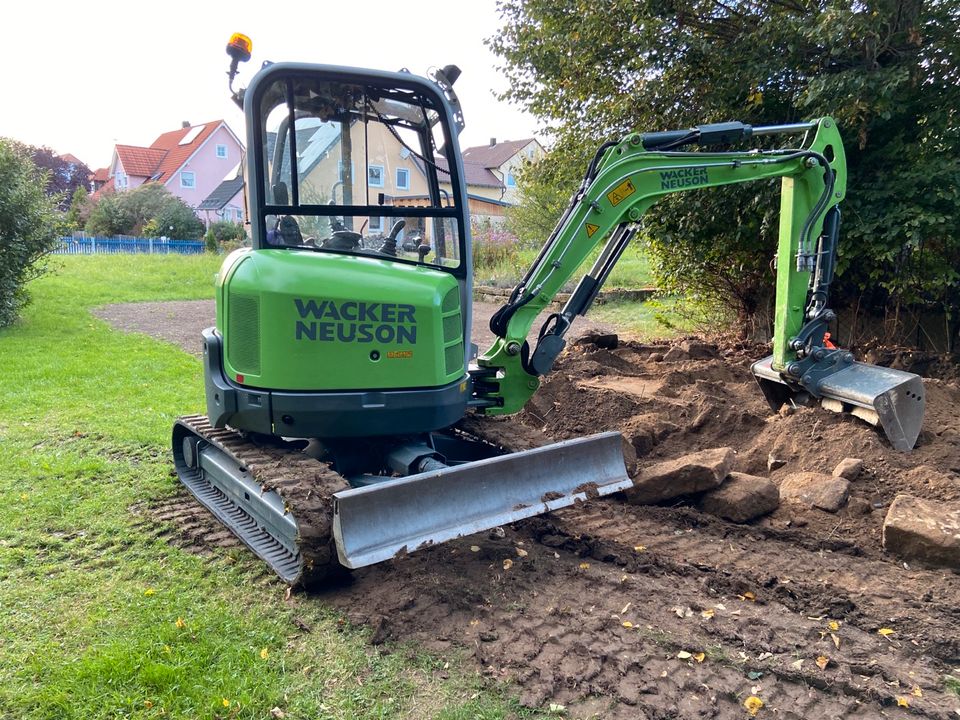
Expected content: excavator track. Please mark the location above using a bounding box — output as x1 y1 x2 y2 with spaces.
172 414 349 588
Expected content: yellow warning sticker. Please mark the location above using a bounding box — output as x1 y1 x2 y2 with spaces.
585 223 600 238
607 178 636 207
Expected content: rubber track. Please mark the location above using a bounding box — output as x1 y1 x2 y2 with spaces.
175 414 349 587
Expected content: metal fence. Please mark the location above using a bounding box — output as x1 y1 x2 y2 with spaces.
54 236 206 255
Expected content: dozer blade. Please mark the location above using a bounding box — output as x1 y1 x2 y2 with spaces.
751 355 925 451
332 431 630 569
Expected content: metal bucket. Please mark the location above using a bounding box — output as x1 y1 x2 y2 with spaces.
332 431 631 568
751 355 925 451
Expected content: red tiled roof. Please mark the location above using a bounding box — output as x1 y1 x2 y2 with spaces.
461 138 536 169
91 177 115 202
434 157 503 188
60 153 83 165
90 167 109 182
148 121 224 184
115 145 167 177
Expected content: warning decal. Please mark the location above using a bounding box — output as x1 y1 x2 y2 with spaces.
606 178 637 206
585 223 600 238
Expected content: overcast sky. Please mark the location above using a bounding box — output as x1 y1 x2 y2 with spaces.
0 0 540 169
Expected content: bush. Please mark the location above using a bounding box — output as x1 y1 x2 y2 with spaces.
0 139 65 327
204 220 246 252
87 184 203 239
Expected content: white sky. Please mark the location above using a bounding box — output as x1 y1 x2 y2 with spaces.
0 0 540 169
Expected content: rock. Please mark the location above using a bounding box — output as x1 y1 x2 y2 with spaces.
626 447 735 504
842 496 873 517
778 403 795 418
767 452 787 472
663 345 688 362
624 414 679 458
574 332 618 350
649 352 665 362
833 458 864 480
680 340 716 359
698 472 780 523
882 494 960 569
779 472 850 513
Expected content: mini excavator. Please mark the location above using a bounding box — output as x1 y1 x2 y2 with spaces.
172 34 925 586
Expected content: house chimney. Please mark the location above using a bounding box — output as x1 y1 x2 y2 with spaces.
489 137 496 147
182 121 191 128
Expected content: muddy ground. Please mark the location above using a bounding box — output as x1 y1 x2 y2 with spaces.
100 300 960 719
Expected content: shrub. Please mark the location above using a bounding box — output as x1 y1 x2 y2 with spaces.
0 139 65 326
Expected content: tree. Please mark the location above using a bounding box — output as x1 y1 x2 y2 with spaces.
5 142 91 211
0 139 65 327
87 183 203 239
490 0 960 331
204 220 247 252
65 186 91 231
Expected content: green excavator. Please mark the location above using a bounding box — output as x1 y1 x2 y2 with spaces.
172 34 925 586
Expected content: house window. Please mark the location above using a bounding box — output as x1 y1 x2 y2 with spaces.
396 167 410 190
115 171 127 189
368 164 384 188
216 144 228 159
235 208 243 222
368 216 383 232
180 171 196 189
506 172 517 187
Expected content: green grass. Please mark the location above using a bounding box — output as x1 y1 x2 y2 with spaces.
474 244 654 290
589 296 701 340
0 255 535 720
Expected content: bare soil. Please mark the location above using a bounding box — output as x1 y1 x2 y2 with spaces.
102 300 960 719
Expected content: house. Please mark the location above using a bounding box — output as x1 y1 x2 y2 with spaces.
91 120 244 213
198 176 245 227
437 138 545 224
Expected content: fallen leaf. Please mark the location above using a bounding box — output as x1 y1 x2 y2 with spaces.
715 603 726 611
620 602 632 614
622 621 634 629
502 559 513 570
144 700 153 709
790 659 804 670
516 548 528 558
260 647 269 660
175 617 186 629
701 608 715 619
757 652 773 661
633 545 646 552
831 633 841 649
579 562 590 570
828 620 840 631
878 628 895 637
470 545 480 552
740 591 757 602
548 702 566 712
677 651 692 660
619 574 628 583
693 652 705 663
896 696 910 708
816 655 829 671
270 708 286 719
744 695 764 716
912 685 923 697
144 588 155 597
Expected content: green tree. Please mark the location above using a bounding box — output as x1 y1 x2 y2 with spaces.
87 184 203 239
0 139 65 326
65 186 91 231
491 0 960 330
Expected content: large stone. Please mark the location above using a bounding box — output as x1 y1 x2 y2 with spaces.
573 332 619 350
779 472 850 512
882 494 960 570
626 447 735 504
833 458 864 480
698 472 780 523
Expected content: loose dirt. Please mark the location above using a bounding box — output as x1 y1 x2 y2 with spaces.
102 300 960 718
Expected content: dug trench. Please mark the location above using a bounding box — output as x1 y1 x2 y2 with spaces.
101 300 960 719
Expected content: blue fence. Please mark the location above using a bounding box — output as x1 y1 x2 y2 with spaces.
55 236 206 255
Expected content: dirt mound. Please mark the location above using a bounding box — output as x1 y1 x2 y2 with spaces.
104 300 960 718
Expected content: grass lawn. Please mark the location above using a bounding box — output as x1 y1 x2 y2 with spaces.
474 243 654 290
0 255 535 720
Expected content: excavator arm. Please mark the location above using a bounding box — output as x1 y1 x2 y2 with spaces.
475 118 924 451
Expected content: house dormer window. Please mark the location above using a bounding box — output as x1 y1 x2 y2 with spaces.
396 167 410 190
506 172 517 187
180 171 196 189
216 144 228 159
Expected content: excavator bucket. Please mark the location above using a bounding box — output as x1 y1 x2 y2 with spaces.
332 431 631 568
751 356 925 451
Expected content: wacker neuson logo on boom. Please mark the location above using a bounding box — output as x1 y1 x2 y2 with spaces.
293 299 418 344
660 167 709 190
